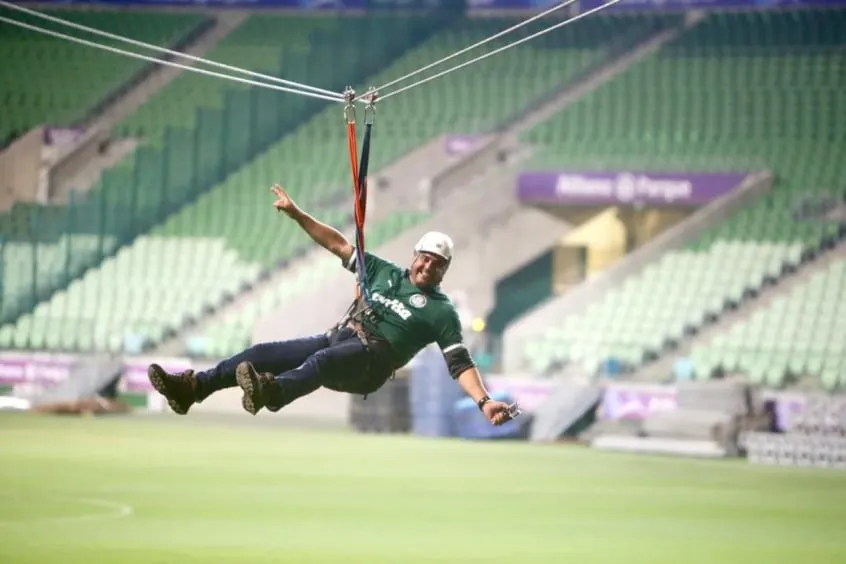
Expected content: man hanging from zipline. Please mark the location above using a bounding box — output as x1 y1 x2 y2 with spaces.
148 87 516 427
147 185 516 427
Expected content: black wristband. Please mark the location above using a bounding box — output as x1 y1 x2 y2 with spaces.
477 395 491 411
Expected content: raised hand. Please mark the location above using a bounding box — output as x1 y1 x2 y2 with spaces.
271 184 296 215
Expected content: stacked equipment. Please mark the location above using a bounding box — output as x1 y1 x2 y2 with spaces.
745 396 846 469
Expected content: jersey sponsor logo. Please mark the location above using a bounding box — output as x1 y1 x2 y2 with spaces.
372 292 413 321
409 294 427 308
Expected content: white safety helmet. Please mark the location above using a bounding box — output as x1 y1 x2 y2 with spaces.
413 231 454 265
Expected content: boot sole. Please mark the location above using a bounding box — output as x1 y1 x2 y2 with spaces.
235 362 262 416
147 364 191 415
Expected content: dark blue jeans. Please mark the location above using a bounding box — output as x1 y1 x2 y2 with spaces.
194 327 392 405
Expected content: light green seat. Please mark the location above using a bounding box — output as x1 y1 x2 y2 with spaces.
515 10 846 382
695 258 846 390
0 8 209 143
4 12 680 352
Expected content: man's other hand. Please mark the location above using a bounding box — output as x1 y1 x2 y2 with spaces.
482 400 515 426
271 184 296 215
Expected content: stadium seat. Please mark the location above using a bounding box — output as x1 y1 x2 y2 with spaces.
114 15 341 143
3 13 677 353
513 9 846 388
0 7 209 320
1 12 415 327
690 258 846 390
0 7 209 144
1 209 426 354
174 13 678 357
521 241 806 374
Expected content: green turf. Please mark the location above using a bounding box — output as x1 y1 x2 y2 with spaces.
0 413 844 563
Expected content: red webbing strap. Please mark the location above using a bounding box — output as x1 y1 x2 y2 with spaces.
346 120 360 204
349 120 366 257
344 88 365 301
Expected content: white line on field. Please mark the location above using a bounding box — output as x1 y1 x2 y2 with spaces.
0 492 134 526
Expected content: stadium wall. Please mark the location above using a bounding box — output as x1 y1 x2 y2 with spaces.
0 349 813 440
0 128 43 211
46 126 112 201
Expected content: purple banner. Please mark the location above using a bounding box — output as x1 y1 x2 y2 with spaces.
467 0 547 6
579 0 846 10
0 353 77 387
485 377 557 414
600 385 677 420
600 383 807 432
120 357 191 393
773 395 807 432
0 353 191 394
444 134 484 156
44 126 85 148
517 170 748 206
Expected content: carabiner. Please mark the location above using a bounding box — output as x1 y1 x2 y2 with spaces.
343 86 357 125
363 87 378 126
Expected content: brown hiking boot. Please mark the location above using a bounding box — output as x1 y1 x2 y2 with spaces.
147 364 197 415
235 361 280 415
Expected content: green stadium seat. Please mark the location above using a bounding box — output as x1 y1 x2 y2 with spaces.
691 257 846 390
114 15 340 144
0 7 209 144
0 7 210 320
512 9 846 390
1 12 416 327
3 13 678 353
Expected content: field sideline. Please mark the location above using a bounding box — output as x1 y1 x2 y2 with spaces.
0 412 843 563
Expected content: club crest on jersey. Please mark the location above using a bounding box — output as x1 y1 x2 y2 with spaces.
409 294 427 308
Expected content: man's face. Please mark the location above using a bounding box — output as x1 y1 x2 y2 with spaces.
409 251 448 288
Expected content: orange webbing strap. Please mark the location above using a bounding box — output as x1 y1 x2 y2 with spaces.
346 119 360 205
346 117 362 301
350 119 366 258
344 87 369 302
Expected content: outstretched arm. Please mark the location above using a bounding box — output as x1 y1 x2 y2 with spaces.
451 356 512 426
455 365 491 405
438 312 513 426
271 184 353 263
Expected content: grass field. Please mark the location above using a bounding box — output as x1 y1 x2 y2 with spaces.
0 412 844 563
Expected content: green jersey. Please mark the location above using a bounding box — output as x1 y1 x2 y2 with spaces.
344 251 467 369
